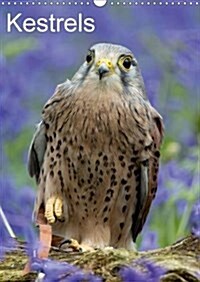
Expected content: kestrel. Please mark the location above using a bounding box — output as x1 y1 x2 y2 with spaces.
28 43 164 251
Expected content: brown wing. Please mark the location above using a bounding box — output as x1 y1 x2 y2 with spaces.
27 121 47 183
28 80 71 225
28 80 71 181
132 106 164 241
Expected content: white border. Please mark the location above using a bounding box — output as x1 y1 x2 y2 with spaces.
0 1 199 6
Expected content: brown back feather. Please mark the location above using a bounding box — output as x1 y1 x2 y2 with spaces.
132 107 164 241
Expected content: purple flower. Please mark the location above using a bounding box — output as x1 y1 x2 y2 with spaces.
153 164 170 207
173 31 200 91
176 199 187 216
31 258 77 279
0 63 29 140
67 271 102 282
0 237 17 261
31 258 102 282
120 259 166 282
120 267 146 282
0 177 37 259
0 177 35 238
190 200 200 238
140 231 158 251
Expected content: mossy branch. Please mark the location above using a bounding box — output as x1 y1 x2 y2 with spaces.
0 236 199 281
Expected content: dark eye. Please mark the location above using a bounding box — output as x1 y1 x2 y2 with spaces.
86 51 94 64
123 58 132 69
86 54 92 63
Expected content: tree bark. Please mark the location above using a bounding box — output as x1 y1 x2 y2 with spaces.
0 236 199 281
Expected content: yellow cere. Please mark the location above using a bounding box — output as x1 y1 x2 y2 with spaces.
96 58 114 71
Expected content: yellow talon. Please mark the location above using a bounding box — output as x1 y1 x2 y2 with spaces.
45 196 63 224
45 197 56 224
54 197 63 219
59 238 94 252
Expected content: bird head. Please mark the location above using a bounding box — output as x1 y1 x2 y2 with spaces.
72 43 145 96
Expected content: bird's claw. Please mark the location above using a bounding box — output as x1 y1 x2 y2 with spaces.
59 238 83 252
45 196 63 224
59 238 94 252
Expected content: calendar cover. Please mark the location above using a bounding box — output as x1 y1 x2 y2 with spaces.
0 0 199 280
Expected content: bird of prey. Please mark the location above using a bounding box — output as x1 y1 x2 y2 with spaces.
28 43 164 251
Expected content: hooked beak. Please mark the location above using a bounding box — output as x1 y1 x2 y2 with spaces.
98 63 110 80
96 59 114 80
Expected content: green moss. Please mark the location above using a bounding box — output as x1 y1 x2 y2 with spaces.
0 236 199 282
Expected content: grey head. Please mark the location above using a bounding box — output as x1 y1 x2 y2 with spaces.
71 43 146 97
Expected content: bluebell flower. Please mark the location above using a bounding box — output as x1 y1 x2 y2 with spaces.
190 200 200 238
120 259 166 282
31 258 77 280
0 176 37 259
140 231 158 251
0 235 17 261
120 266 146 282
67 271 102 282
31 258 102 282
0 177 35 237
0 64 29 140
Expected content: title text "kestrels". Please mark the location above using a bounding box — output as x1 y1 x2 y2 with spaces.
6 13 96 33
